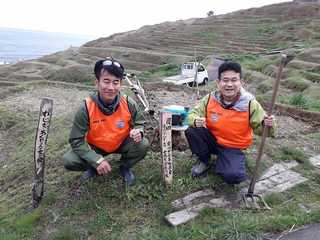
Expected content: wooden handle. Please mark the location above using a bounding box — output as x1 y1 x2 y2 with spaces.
248 54 294 194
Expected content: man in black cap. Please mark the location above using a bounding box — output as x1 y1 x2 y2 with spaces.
63 58 149 186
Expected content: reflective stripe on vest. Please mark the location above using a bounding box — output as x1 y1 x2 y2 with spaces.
206 97 253 149
85 96 131 153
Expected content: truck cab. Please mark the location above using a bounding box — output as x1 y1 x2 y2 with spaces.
163 62 209 86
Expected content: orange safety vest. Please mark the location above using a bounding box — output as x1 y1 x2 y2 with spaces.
85 96 131 153
206 97 253 149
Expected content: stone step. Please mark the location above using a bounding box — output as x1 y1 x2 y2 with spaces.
249 162 308 196
165 161 308 226
287 59 320 70
309 155 320 169
165 197 230 226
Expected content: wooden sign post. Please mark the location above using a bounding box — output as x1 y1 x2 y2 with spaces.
32 98 53 208
160 111 173 187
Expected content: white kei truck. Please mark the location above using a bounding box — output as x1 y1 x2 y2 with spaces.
162 62 209 86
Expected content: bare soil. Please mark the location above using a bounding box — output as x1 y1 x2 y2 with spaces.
1 86 90 118
1 84 319 158
0 131 6 167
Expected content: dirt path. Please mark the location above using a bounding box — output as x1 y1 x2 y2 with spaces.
1 83 319 158
207 57 224 81
148 90 201 109
0 131 5 165
1 86 90 117
270 223 320 240
0 131 7 192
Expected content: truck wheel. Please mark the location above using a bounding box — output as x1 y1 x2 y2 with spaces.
188 82 196 87
202 78 208 85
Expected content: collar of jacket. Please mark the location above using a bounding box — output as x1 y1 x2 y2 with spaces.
90 91 121 115
212 87 255 112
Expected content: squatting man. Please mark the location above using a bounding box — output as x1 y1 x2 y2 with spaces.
63 58 149 186
185 61 275 184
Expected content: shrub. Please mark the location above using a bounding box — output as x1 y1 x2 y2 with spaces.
245 59 274 72
279 146 307 163
262 65 277 78
43 64 94 84
282 76 310 91
257 81 272 94
302 71 320 83
289 93 308 107
137 63 181 82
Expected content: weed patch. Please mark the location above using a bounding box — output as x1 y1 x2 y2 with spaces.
138 63 181 82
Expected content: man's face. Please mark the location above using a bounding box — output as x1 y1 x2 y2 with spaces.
218 70 243 101
96 70 121 103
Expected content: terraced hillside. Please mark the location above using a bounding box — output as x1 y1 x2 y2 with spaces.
238 47 320 112
0 1 319 81
1 1 320 239
82 2 320 68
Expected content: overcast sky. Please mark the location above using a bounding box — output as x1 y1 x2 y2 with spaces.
1 0 290 38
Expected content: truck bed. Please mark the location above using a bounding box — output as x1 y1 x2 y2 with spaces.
163 75 194 85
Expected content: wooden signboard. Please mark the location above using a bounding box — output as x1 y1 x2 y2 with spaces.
31 98 53 208
159 111 173 186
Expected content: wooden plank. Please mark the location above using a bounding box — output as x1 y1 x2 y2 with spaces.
310 155 320 169
171 189 215 209
165 197 229 226
258 162 299 181
253 169 308 196
165 202 209 226
160 111 173 186
31 98 53 208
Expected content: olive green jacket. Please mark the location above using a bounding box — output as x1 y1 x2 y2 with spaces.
68 91 145 168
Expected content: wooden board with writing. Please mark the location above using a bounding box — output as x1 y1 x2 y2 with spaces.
160 111 173 187
32 98 53 208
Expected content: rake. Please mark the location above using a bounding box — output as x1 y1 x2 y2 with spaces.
242 53 295 210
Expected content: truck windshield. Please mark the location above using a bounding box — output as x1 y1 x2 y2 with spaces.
183 63 194 70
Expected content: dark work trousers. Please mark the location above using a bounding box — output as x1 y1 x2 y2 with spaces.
185 127 247 184
63 137 149 172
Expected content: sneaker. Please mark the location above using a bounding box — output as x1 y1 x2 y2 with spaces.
119 166 135 186
191 161 210 178
80 167 97 182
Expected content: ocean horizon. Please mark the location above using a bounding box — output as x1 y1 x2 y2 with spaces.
0 27 94 64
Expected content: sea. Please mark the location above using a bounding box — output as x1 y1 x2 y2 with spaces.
0 27 93 64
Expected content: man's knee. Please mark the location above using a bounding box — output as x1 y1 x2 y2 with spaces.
136 138 149 155
62 150 84 171
220 171 247 184
185 126 198 138
62 151 73 170
126 138 149 156
185 126 210 139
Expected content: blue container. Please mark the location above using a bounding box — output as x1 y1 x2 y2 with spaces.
163 105 189 126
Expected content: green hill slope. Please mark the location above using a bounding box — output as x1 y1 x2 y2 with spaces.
1 2 320 239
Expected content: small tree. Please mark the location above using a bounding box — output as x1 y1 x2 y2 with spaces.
207 10 214 17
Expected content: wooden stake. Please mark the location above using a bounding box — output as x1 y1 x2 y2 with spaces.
159 111 173 187
32 98 53 208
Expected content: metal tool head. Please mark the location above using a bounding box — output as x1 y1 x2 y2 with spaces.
125 72 135 78
281 53 295 67
241 193 271 210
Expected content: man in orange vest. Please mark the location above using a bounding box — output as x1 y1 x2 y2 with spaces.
63 58 149 186
185 61 275 184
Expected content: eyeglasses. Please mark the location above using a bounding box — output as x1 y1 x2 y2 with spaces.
102 58 124 71
221 77 240 82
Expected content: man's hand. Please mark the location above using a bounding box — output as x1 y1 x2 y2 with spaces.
96 160 112 175
263 115 274 127
194 117 206 128
130 129 142 143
